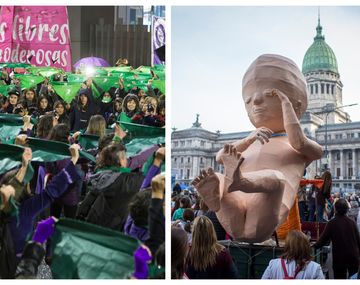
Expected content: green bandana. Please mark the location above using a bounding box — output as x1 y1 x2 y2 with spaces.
102 97 112 104
96 166 132 174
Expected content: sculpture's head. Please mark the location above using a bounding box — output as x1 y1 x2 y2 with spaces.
242 54 308 132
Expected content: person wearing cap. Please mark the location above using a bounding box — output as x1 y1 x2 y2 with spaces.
69 87 99 132
192 54 323 243
1 88 21 114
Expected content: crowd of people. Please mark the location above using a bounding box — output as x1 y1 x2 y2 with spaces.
171 175 360 280
0 59 166 279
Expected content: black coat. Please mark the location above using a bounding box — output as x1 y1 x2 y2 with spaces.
69 102 99 132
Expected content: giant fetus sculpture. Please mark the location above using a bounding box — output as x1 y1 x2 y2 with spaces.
192 54 323 242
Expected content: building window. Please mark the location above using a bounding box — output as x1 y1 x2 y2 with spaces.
181 157 184 163
310 85 313 94
200 140 205 147
186 169 190 179
180 169 183 179
200 157 203 164
349 168 353 177
336 152 340 160
321 84 324 94
188 157 191 163
174 158 177 163
336 168 341 177
349 152 353 160
187 140 191 146
174 141 178 147
351 133 355 138
180 141 185 147
315 84 318 93
326 84 330 94
335 134 339 139
331 85 335 95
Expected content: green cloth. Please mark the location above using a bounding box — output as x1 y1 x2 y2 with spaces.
66 73 86 83
0 84 15 97
120 122 165 138
172 208 184 221
118 112 132 123
91 82 102 98
92 76 119 92
0 62 32 68
78 134 99 150
27 67 62 78
151 79 165 94
52 82 82 103
96 166 131 174
14 74 45 89
0 143 24 175
51 218 140 279
141 151 165 175
125 137 164 158
0 114 24 143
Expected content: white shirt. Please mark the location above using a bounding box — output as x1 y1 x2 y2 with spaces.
262 258 325 279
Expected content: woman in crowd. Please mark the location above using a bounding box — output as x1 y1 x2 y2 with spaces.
118 94 140 123
186 215 239 279
22 88 38 115
1 89 21 113
36 114 58 139
172 196 191 221
316 170 332 222
37 95 52 116
69 88 99 131
99 91 114 123
53 101 70 127
85 115 107 138
171 227 189 279
262 230 324 279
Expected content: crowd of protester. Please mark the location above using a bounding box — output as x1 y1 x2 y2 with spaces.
171 170 360 280
0 59 166 279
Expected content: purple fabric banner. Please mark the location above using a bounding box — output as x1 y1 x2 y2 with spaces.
0 6 72 71
151 16 165 66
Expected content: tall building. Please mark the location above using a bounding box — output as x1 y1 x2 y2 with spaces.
172 17 360 194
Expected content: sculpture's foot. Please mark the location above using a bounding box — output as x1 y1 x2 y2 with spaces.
191 168 221 211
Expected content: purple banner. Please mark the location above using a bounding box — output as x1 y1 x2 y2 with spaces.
151 16 165 66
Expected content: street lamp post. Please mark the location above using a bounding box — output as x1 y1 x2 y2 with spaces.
317 103 358 172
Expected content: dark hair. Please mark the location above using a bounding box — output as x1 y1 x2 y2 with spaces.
48 123 70 143
36 114 54 139
122 94 140 113
182 208 195 234
98 133 115 151
95 143 126 170
321 171 332 196
129 188 152 227
23 88 37 102
180 196 191 209
171 227 188 279
335 198 349 216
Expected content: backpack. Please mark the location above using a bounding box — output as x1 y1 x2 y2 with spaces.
281 259 302 279
0 212 17 279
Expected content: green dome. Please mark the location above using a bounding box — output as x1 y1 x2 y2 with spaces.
302 20 338 74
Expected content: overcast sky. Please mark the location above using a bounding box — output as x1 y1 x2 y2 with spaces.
172 6 360 133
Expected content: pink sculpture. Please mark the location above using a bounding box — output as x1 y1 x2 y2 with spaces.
192 54 323 242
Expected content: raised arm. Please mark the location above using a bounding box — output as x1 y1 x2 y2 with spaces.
273 88 323 163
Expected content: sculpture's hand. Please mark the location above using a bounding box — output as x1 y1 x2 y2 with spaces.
247 127 273 145
269 88 302 117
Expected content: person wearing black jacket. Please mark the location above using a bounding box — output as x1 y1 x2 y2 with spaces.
314 198 360 279
69 86 99 132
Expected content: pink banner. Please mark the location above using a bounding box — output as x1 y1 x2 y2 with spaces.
0 6 72 71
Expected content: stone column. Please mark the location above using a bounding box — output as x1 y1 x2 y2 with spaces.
340 150 344 178
353 149 357 179
193 156 199 180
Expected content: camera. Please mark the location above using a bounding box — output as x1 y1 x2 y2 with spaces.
146 103 154 113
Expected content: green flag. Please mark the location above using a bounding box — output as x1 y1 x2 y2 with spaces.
0 84 15 97
0 113 24 143
25 138 96 163
92 76 120 93
0 143 24 175
27 67 62 78
0 62 32 69
91 82 102 98
103 66 132 73
120 122 165 138
78 134 99 151
151 79 165 94
51 218 140 279
126 137 165 158
66 73 86 83
52 83 81 103
14 74 45 89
